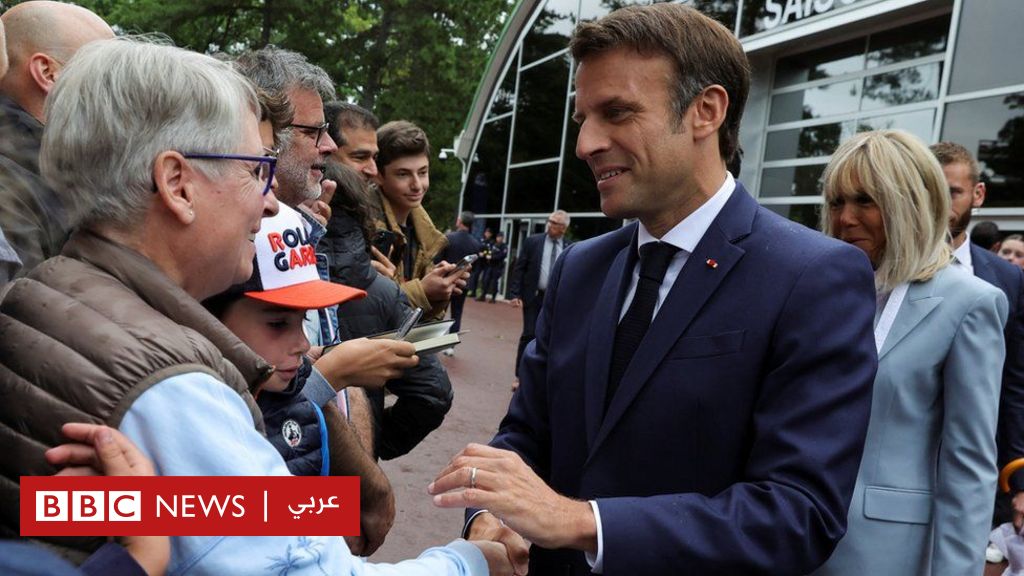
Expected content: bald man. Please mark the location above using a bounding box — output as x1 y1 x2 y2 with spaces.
0 1 112 276
0 2 113 169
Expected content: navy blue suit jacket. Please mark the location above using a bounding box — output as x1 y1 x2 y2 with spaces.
491 184 878 575
972 243 1024 491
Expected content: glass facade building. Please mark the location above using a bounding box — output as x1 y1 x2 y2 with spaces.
454 0 1024 289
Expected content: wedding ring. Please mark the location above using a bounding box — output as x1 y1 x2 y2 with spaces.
469 467 478 489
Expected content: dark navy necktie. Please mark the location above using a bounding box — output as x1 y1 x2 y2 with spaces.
606 241 680 413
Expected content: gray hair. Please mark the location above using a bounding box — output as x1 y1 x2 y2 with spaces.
39 37 259 231
551 209 570 225
233 45 334 103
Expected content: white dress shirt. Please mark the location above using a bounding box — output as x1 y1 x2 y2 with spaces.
953 239 973 274
618 172 736 320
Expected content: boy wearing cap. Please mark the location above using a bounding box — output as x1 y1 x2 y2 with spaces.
204 202 369 475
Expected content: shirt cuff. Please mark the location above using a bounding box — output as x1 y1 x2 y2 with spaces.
445 539 488 575
584 500 604 573
462 509 490 539
301 367 338 408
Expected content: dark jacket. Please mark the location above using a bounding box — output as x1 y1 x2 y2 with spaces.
258 359 328 476
437 229 482 267
0 94 43 174
487 242 508 271
321 211 453 459
0 96 70 274
509 232 570 306
972 244 1024 491
476 185 879 574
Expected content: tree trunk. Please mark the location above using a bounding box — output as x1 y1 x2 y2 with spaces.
260 0 273 47
359 3 395 111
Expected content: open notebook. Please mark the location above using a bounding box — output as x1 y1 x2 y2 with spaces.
369 319 461 355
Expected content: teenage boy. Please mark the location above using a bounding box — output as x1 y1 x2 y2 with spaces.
373 121 468 320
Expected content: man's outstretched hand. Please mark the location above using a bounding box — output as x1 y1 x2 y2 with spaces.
429 443 596 553
467 511 529 575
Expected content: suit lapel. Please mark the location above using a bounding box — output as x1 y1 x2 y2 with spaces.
878 280 942 361
586 186 757 463
583 229 637 449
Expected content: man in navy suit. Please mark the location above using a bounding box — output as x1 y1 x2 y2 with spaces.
933 141 1024 528
508 209 570 381
430 5 877 574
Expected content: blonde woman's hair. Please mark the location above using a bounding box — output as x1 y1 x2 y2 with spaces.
821 130 952 292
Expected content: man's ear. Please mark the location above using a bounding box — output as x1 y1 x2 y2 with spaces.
153 151 196 225
690 84 729 142
28 53 62 95
973 181 987 208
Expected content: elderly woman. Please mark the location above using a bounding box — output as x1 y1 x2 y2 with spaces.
813 130 1008 576
0 39 505 575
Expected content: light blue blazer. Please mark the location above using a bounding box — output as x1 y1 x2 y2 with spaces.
814 265 1008 576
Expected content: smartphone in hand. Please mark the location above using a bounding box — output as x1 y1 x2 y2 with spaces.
396 307 424 340
372 230 396 257
448 254 479 275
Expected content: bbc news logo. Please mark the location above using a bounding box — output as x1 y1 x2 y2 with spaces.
36 491 141 522
21 476 359 536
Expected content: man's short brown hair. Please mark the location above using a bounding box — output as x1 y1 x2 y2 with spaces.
570 3 750 163
375 120 431 173
930 141 980 184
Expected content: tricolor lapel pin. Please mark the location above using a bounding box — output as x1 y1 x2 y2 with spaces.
705 258 718 269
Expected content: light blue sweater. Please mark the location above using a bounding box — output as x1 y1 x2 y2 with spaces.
119 372 486 576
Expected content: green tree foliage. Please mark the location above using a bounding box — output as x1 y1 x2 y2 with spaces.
54 0 517 226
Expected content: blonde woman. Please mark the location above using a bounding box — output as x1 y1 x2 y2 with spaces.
813 130 1008 576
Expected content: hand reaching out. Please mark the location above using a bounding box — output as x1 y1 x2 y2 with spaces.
470 540 518 576
468 512 529 575
314 337 419 390
45 423 169 576
429 443 597 553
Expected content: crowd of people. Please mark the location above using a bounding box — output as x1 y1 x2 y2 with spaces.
0 1 1023 576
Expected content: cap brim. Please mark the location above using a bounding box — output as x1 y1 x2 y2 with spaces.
244 280 366 310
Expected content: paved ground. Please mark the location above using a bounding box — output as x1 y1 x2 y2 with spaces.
371 297 522 562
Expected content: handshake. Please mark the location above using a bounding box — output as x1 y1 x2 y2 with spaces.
42 432 594 576
464 518 529 576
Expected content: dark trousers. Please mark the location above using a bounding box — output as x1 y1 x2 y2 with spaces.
994 489 1013 527
482 267 503 300
449 293 467 334
515 292 542 377
467 265 485 296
